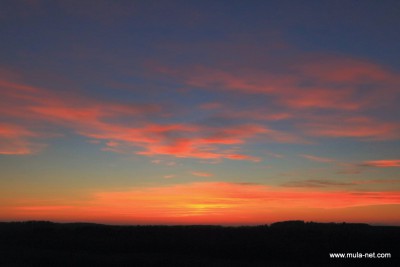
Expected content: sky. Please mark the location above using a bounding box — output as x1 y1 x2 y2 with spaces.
0 0 399 225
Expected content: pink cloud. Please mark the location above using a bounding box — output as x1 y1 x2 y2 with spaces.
124 124 269 161
296 56 394 84
199 102 222 110
214 107 292 121
147 44 400 144
300 116 399 140
151 43 399 144
164 53 399 112
2 43 400 159
0 77 269 160
0 123 43 155
281 87 361 110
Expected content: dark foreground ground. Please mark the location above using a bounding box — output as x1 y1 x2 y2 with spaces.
0 220 399 267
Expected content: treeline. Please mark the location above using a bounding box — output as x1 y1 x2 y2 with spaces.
0 220 398 266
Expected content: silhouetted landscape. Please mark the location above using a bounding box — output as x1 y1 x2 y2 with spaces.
1 220 398 266
2 1 400 265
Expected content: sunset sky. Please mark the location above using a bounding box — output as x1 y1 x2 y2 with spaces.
1 0 399 225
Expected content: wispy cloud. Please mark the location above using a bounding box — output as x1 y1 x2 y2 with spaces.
361 160 400 168
2 37 400 161
152 40 400 143
0 123 44 155
0 77 269 161
281 179 400 188
336 167 362 175
162 50 399 112
282 179 354 188
300 116 399 141
199 102 222 110
299 154 335 163
191 171 213 177
265 152 284 158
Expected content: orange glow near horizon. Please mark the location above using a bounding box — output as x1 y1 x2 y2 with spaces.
2 2 400 230
2 182 399 225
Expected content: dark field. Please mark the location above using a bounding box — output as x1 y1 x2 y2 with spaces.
0 221 399 266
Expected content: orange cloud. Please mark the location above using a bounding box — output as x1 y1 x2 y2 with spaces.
361 160 400 168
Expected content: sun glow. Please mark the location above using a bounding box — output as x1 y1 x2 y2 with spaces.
2 182 399 225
